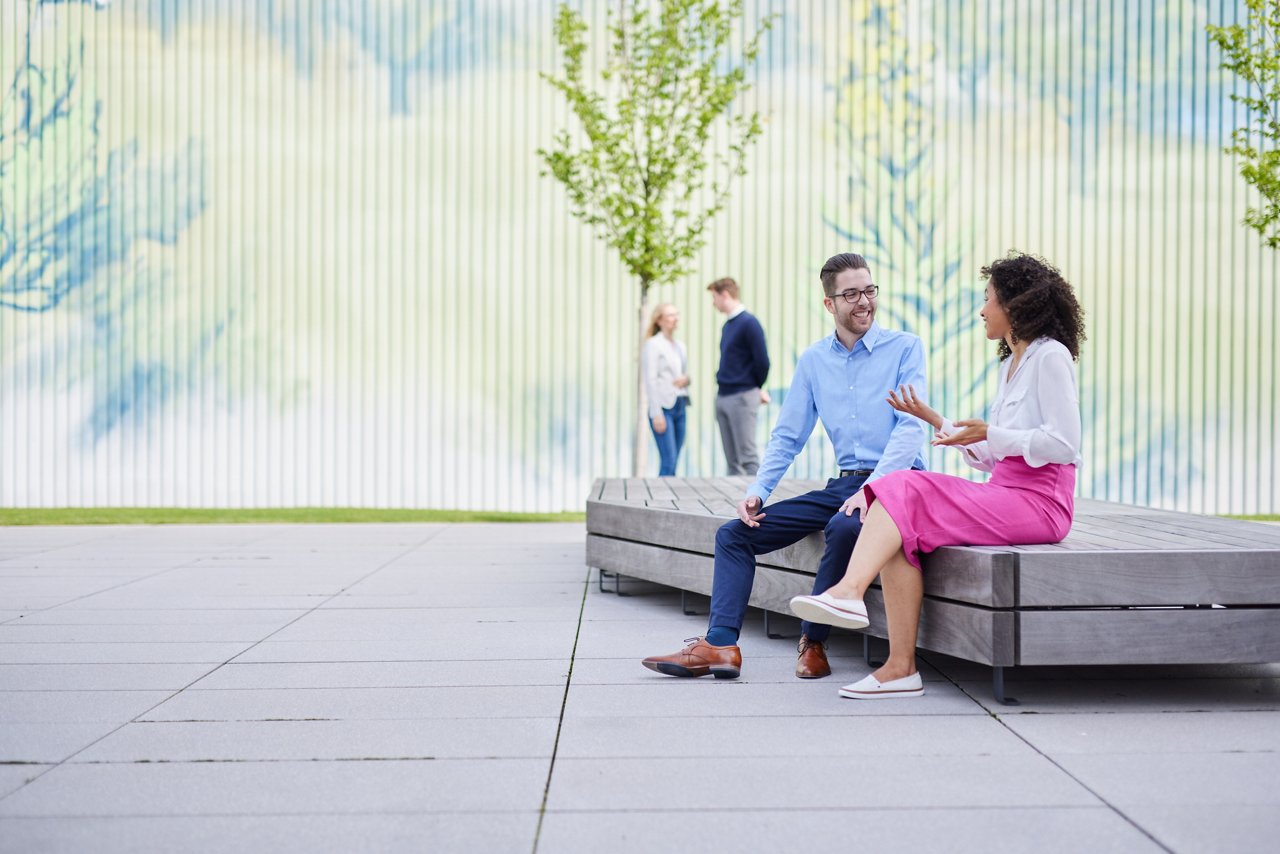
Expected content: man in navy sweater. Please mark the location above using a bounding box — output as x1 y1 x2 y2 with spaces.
708 277 771 476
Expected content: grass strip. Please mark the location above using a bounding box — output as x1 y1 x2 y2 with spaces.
0 508 585 526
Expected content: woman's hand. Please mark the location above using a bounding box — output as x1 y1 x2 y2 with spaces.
674 375 691 389
886 384 942 430
840 489 868 518
652 414 668 435
933 418 988 446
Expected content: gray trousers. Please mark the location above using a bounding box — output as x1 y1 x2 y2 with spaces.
715 388 761 476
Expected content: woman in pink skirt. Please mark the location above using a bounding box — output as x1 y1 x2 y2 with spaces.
790 252 1085 699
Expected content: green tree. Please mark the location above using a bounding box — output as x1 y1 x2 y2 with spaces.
1209 0 1280 248
539 0 772 476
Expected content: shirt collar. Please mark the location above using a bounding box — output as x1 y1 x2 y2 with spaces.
727 305 747 320
828 321 883 355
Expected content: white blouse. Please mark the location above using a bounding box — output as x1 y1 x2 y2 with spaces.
939 337 1082 471
642 334 689 419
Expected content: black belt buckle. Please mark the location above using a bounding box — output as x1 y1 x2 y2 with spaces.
840 469 873 478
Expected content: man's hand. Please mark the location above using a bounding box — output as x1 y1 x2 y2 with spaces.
652 414 667 435
840 488 868 518
887 384 942 430
759 388 771 405
737 496 766 527
933 418 988 446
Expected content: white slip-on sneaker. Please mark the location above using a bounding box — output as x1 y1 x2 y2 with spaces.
788 592 869 630
838 672 924 699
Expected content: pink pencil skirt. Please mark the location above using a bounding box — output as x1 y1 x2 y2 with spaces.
863 457 1076 570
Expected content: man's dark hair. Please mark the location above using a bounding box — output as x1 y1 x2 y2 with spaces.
981 252 1086 361
819 253 871 296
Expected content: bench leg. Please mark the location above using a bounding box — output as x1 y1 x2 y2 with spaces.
763 609 794 640
992 666 1019 706
863 634 884 668
596 568 633 596
681 589 704 616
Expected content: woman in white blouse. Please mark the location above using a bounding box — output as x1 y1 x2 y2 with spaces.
643 304 692 476
790 253 1085 699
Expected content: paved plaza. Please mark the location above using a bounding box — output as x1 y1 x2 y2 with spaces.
1 522 1278 853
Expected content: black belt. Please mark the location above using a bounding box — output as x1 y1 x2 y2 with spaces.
839 469 874 478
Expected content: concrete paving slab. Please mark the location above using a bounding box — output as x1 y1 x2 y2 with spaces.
0 663 216 691
0 813 539 854
1121 804 1280 854
2 595 120 611
265 617 583 643
288 605 585 625
1001 710 1280 754
64 593 344 610
351 567 587 587
322 582 588 610
0 624 289 643
0 765 51 799
74 717 560 762
232 636 578 663
0 723 116 763
962 676 1280 714
536 807 1160 854
0 690 173 723
1054 753 1280 806
139 685 568 721
562 680 983 718
0 642 253 664
4 609 308 625
553 714 1035 759
567 654 914 685
0 758 551 816
189 660 570 690
545 754 1100 811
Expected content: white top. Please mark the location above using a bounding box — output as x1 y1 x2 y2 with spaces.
642 334 689 419
939 337 1082 471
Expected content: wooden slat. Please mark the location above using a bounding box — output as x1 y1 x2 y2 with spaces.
1016 549 1280 606
1017 608 1280 665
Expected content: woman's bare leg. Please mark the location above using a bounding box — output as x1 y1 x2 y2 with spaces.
820 502 921 680
870 550 922 680
822 502 904 599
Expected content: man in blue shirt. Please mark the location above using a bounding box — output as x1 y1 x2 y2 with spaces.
643 253 928 679
708 277 771 475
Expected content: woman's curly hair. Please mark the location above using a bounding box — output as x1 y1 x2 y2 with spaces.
981 252 1086 361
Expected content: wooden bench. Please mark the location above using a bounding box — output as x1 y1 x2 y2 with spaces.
585 477 1280 703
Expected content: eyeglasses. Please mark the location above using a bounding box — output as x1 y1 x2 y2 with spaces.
830 285 879 304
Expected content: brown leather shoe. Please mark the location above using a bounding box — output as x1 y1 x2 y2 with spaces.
795 634 831 679
642 637 742 679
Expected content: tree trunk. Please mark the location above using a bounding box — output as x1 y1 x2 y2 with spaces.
632 281 652 477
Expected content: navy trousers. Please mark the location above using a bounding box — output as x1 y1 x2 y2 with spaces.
707 474 867 642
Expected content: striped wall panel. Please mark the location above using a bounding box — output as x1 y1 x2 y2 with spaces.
1 1 1274 513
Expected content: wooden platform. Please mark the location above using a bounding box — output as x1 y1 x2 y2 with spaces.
586 477 1280 672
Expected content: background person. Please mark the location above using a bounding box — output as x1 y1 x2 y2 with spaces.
642 303 691 476
708 277 770 476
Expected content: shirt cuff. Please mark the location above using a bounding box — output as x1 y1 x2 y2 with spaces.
986 424 1023 459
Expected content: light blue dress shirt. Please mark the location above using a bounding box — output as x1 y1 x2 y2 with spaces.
747 322 929 503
